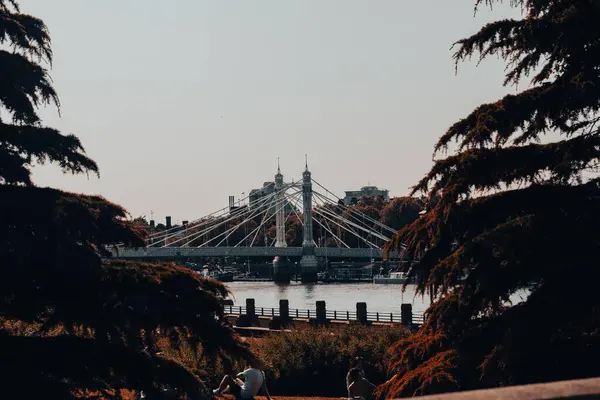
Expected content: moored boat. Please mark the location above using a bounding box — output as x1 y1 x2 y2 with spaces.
373 271 413 284
200 265 234 282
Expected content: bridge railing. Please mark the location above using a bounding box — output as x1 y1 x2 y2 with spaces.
111 246 403 260
223 300 424 326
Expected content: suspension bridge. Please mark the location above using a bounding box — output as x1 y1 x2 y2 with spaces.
114 160 404 282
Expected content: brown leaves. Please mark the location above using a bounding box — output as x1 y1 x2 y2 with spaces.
1 256 254 398
384 0 600 396
417 134 600 202
378 328 458 397
0 332 210 399
439 0 600 154
0 1 254 398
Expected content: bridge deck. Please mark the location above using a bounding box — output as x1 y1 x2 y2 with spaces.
113 246 400 259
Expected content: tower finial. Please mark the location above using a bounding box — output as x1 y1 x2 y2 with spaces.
305 154 308 170
277 157 280 174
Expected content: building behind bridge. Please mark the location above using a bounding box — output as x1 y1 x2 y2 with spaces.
249 181 276 206
247 181 296 214
343 185 390 205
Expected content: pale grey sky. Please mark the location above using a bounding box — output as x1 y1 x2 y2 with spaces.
26 1 519 224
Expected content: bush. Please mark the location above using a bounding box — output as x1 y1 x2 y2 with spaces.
252 325 409 397
150 324 408 397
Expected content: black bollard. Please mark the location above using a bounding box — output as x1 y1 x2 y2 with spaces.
401 303 413 326
246 298 256 318
356 302 368 325
279 299 290 321
316 301 327 324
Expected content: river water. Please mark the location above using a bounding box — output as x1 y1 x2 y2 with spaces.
225 282 431 315
225 282 530 317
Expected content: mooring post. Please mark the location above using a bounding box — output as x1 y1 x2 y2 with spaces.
316 301 327 324
357 302 368 325
246 298 256 318
401 303 413 326
279 299 289 321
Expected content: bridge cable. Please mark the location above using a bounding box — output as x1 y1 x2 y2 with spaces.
149 185 293 249
311 195 379 249
147 181 299 241
285 192 350 248
311 178 398 235
312 191 391 243
207 188 301 248
233 190 303 248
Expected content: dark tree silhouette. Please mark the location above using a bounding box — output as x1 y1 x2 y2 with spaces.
379 197 424 231
382 0 600 396
0 2 251 398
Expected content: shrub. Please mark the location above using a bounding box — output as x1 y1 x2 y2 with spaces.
150 324 408 397
252 325 409 397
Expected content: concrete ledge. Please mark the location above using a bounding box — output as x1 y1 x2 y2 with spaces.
420 377 600 400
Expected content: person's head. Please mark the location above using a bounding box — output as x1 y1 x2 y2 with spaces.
221 357 234 375
351 356 364 369
246 358 261 370
348 368 362 384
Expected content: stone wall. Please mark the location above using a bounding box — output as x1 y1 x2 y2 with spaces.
418 377 600 400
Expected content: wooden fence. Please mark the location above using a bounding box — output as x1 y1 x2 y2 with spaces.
224 299 424 326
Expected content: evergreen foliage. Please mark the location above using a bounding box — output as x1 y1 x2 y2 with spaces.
382 0 600 396
0 2 251 398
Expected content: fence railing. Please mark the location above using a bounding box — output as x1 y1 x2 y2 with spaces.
223 299 424 326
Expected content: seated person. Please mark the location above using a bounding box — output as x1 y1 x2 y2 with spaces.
213 359 270 400
348 367 376 400
346 356 365 390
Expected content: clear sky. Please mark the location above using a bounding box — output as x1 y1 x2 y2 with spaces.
26 1 519 225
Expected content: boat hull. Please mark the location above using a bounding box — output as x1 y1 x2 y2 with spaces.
373 277 413 284
215 274 234 282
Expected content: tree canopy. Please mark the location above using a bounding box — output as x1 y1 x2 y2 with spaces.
382 0 600 396
379 197 424 231
0 2 251 398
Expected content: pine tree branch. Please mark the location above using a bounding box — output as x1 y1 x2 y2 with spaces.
388 178 600 294
386 1 600 396
0 1 19 12
0 332 211 399
434 78 600 153
417 134 600 200
0 7 52 62
0 50 58 124
0 123 99 184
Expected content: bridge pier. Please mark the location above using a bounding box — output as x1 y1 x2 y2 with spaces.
272 256 292 284
300 249 318 283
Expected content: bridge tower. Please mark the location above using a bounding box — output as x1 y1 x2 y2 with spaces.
274 159 287 248
273 160 292 283
299 157 318 283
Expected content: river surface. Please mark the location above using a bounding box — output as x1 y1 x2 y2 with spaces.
224 282 530 316
224 282 431 315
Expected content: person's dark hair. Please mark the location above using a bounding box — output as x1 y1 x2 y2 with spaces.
348 368 362 383
221 356 234 375
350 356 364 368
247 357 261 369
